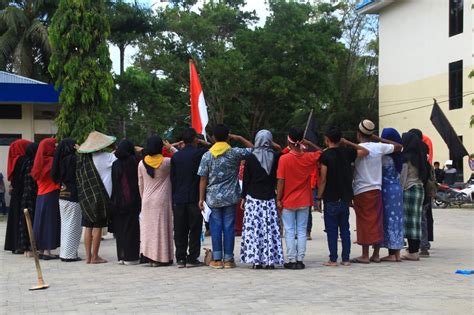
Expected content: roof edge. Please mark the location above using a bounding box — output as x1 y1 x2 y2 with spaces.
0 71 47 85
356 0 395 14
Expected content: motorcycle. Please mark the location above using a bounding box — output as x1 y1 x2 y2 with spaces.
433 182 474 208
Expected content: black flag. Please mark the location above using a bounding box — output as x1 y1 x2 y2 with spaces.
430 100 468 160
303 110 318 152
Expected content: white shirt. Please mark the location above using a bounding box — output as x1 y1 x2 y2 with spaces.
92 152 117 198
353 142 394 196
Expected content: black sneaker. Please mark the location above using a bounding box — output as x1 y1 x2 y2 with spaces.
186 260 203 268
295 261 305 270
177 260 186 268
284 262 296 270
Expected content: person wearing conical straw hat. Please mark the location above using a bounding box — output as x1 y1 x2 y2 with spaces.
76 131 116 264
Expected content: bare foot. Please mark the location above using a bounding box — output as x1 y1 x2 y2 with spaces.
323 261 338 267
370 256 381 263
91 257 108 264
340 261 351 266
86 257 91 264
381 255 398 262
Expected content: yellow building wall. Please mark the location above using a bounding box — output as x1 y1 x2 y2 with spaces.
0 104 56 205
380 66 474 181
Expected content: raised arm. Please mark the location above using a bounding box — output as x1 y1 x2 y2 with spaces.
371 134 403 152
229 134 254 148
341 138 369 157
302 139 322 152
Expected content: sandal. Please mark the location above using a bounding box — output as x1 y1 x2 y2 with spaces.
323 261 338 267
350 258 370 264
252 264 263 270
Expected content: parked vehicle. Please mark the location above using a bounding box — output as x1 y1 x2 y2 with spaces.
433 181 474 208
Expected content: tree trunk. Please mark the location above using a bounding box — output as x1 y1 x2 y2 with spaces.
119 44 126 137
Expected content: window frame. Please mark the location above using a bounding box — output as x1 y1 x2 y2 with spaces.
449 0 463 37
449 60 463 110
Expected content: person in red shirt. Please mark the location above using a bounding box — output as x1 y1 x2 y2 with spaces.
31 138 61 260
277 128 321 270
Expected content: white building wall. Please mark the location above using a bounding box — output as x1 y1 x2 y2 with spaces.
378 0 473 181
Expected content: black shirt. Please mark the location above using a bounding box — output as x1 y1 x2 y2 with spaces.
170 145 208 204
319 147 357 203
241 153 280 200
434 168 444 183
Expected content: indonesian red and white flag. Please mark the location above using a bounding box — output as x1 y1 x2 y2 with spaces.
190 60 209 138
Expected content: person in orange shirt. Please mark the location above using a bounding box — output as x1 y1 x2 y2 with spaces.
277 128 321 270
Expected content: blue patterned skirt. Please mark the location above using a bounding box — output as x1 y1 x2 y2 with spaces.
240 196 284 266
382 181 404 249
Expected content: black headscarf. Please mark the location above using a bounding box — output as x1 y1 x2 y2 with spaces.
143 135 163 178
51 138 76 184
25 143 39 161
402 132 428 182
111 139 140 211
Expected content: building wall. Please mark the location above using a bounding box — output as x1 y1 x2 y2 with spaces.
378 0 473 180
0 104 56 206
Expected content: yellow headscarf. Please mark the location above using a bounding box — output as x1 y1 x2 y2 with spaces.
144 154 164 169
209 142 231 158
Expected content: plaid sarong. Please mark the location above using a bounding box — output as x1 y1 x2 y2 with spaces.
403 184 424 240
76 154 110 224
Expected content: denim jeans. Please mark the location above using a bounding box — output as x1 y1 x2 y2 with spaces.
324 200 351 262
282 207 309 262
209 204 236 261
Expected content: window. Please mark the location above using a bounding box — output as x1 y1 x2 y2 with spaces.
449 0 463 37
0 134 21 146
449 60 463 110
0 104 22 119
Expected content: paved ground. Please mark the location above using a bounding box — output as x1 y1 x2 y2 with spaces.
0 207 473 314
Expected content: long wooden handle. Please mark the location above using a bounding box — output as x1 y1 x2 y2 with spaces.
24 209 45 284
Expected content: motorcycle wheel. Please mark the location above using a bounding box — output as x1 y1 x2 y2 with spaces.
433 199 448 209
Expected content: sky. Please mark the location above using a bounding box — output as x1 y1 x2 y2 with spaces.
109 0 270 74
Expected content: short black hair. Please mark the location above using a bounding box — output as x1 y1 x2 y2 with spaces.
288 127 304 143
325 126 342 144
213 124 229 142
182 128 197 144
434 161 440 166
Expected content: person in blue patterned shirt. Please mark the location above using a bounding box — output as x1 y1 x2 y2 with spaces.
198 124 253 269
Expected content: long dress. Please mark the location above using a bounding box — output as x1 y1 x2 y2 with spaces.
4 157 26 252
18 157 38 252
240 154 284 266
381 156 404 250
138 159 174 263
112 157 140 262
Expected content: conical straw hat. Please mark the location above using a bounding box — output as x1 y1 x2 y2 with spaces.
77 131 116 154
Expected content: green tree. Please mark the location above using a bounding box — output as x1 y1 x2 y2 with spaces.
110 67 186 145
0 0 57 80
49 0 114 142
106 0 152 75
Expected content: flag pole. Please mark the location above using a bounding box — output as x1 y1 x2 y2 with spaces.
303 109 314 139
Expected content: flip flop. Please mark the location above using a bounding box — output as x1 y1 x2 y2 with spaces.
350 258 370 264
370 257 381 263
323 261 338 267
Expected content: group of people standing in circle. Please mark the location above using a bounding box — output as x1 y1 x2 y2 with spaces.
3 118 436 270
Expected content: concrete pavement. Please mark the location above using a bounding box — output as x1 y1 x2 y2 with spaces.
0 207 473 314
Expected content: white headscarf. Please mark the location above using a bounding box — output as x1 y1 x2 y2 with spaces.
252 130 274 175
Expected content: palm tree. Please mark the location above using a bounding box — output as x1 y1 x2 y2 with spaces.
0 0 57 80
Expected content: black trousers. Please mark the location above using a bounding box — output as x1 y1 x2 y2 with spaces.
173 202 203 262
407 239 420 253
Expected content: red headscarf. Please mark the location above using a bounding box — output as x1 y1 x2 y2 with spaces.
31 138 57 181
7 139 32 181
